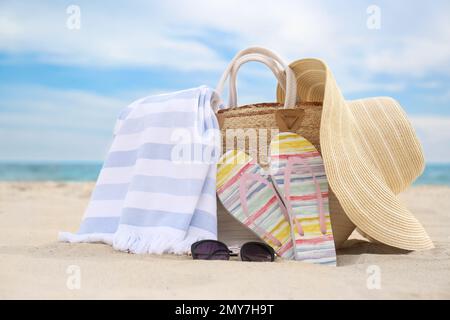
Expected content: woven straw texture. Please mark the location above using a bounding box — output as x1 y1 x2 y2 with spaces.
276 59 433 250
218 102 321 165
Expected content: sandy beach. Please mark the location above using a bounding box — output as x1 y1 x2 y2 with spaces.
0 182 449 299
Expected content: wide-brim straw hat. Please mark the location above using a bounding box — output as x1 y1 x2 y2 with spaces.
276 58 434 251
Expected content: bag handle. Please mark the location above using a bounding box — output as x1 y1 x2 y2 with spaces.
228 54 287 108
216 47 297 109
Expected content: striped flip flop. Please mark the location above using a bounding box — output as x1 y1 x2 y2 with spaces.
270 132 337 266
216 150 295 259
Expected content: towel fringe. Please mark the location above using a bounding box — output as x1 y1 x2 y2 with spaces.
170 234 211 255
113 225 209 255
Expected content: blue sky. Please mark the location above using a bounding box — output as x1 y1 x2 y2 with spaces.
0 0 449 162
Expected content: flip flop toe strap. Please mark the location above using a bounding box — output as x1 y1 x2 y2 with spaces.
239 172 285 248
284 156 327 236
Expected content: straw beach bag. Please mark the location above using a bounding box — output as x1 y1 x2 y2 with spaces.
215 47 355 248
215 47 321 165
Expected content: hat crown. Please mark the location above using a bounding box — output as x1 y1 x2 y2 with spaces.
278 58 425 194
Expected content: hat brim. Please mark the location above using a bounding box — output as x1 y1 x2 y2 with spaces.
277 59 433 250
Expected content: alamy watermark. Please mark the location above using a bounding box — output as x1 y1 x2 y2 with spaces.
66 5 81 30
366 5 381 30
169 127 280 165
366 265 381 290
66 265 81 290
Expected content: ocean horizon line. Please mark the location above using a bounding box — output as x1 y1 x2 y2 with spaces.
0 161 449 185
0 160 449 165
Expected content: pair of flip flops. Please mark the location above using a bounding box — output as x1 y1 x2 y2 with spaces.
216 132 337 266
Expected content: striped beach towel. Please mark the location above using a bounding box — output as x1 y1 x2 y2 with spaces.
59 86 221 254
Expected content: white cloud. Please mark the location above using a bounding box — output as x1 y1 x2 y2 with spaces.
424 89 450 104
1 0 449 81
365 36 450 77
0 86 129 161
0 1 226 71
1 85 449 163
0 1 450 162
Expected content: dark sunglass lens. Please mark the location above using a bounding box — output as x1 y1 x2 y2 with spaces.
192 241 230 260
241 243 274 262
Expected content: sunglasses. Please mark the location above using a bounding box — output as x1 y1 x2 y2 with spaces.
191 240 275 262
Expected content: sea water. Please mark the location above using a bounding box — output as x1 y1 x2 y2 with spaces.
0 162 449 185
0 162 102 181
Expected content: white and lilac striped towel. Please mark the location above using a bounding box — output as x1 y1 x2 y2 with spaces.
59 86 221 254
